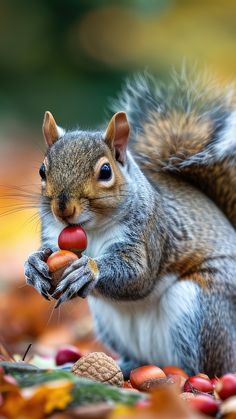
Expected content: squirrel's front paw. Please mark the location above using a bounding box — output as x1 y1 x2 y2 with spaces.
52 255 99 307
24 248 52 300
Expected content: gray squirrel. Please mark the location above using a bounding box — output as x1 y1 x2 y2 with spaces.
25 72 236 378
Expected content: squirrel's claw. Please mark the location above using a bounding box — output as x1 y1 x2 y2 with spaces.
53 273 96 306
26 249 52 279
25 272 50 300
24 248 52 299
53 255 99 305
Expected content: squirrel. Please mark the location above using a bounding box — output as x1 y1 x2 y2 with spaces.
24 71 236 378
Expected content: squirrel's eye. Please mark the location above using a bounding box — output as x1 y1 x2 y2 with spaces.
39 163 46 180
98 163 112 181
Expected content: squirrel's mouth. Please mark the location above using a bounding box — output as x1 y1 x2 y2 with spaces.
52 207 94 229
66 216 92 228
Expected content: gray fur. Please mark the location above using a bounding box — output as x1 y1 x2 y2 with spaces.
113 72 236 226
24 72 236 377
24 248 52 300
113 71 233 154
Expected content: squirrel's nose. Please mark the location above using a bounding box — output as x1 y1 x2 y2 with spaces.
58 206 76 221
58 191 68 212
53 203 76 220
52 192 77 221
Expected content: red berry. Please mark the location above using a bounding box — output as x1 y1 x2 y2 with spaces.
216 373 236 400
58 226 87 254
184 376 213 393
210 377 219 387
130 365 166 390
189 394 219 416
55 345 82 366
197 373 210 380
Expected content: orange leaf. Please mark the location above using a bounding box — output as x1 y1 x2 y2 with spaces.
0 379 73 418
24 379 73 415
109 386 205 419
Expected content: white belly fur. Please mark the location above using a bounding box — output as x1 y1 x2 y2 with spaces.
45 219 199 365
89 277 199 365
85 222 125 258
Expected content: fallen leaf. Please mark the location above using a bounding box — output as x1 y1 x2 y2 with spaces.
26 379 73 415
109 386 205 419
0 378 73 418
67 402 113 418
221 396 236 417
0 343 15 362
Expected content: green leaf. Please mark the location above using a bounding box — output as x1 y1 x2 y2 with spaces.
0 362 144 406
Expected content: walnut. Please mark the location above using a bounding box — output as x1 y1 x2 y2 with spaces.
71 352 124 387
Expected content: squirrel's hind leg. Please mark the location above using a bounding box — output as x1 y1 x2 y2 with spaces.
172 269 236 377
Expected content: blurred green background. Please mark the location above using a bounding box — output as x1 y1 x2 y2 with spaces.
1 0 236 135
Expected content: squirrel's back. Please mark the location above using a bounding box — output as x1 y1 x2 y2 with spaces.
113 70 236 227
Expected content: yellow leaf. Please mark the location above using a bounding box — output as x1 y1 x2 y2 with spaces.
0 379 73 418
26 379 73 415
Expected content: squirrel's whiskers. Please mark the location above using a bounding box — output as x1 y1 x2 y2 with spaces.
23 71 236 378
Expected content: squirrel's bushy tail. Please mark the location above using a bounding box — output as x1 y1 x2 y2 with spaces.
113 70 236 227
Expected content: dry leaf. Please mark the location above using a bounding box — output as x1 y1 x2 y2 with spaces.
67 402 113 418
109 386 205 419
0 378 73 418
221 396 236 417
0 343 15 362
24 379 73 415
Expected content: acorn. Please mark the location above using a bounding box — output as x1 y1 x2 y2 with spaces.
215 373 236 400
47 225 87 296
162 365 188 379
184 375 213 394
162 365 188 389
130 365 166 390
197 373 210 380
188 394 219 416
210 377 219 388
47 250 78 295
167 373 187 389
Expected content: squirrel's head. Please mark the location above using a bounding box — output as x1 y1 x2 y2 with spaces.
40 111 130 230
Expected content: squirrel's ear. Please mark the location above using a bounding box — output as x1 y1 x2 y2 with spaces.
42 111 65 146
104 112 130 164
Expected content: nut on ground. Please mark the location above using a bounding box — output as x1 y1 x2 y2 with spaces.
71 352 124 387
